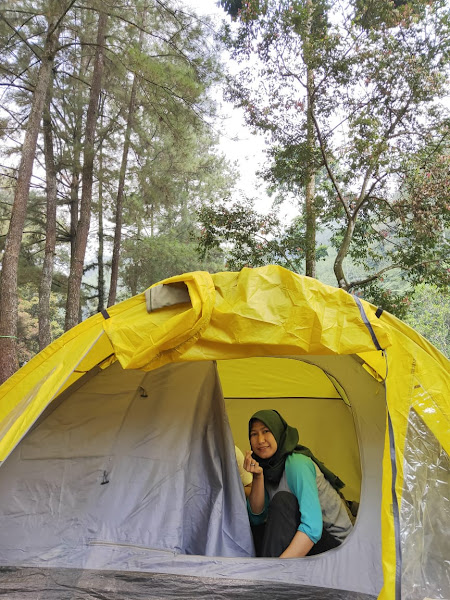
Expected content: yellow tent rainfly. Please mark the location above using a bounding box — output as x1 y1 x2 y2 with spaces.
0 265 448 600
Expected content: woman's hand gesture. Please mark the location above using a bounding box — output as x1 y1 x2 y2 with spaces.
244 450 263 476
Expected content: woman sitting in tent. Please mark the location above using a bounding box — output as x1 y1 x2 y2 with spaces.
244 409 353 557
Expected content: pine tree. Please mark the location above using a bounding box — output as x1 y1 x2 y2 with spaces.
0 1 73 383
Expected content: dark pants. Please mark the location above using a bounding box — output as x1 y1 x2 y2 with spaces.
251 491 341 557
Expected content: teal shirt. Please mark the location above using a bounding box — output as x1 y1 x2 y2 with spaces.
247 453 323 544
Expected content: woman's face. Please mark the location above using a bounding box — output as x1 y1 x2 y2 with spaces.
249 419 278 459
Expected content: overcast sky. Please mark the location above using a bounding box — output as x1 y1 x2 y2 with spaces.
178 0 300 222
181 0 276 211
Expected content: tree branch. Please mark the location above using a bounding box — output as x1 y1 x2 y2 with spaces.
0 14 41 59
48 0 78 37
348 258 443 291
309 109 350 219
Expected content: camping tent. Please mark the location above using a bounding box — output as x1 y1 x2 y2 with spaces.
0 266 448 600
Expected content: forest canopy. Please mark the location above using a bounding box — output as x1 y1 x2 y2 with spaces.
0 0 448 383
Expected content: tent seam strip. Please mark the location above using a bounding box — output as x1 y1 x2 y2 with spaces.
388 410 402 600
352 295 382 351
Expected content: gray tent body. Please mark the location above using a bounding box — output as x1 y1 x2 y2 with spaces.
0 354 385 598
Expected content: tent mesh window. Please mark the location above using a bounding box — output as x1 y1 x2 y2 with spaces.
400 406 450 600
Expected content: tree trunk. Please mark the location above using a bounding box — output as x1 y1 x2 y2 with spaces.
65 10 107 331
129 222 141 297
304 63 316 279
304 0 316 279
334 218 355 290
0 19 61 384
97 194 105 313
108 64 139 307
97 101 105 313
39 73 57 351
69 110 83 264
69 46 89 265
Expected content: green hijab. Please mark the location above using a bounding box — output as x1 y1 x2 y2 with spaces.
249 409 345 490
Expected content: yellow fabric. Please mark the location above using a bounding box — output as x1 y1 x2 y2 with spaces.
0 264 448 600
218 357 341 399
376 313 449 600
103 271 216 371
190 268 391 359
0 318 107 460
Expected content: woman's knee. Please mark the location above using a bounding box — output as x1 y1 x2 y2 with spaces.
270 491 298 508
268 492 300 524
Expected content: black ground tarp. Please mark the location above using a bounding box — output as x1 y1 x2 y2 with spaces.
0 567 377 599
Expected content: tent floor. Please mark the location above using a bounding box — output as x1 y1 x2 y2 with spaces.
0 566 377 599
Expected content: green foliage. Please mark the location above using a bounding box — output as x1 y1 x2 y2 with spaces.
354 282 412 320
220 0 450 295
403 283 450 357
263 143 324 192
1 0 235 344
219 0 243 18
0 188 69 294
354 0 435 30
197 198 327 273
17 285 64 366
393 148 450 288
334 143 450 293
120 230 224 297
220 0 266 20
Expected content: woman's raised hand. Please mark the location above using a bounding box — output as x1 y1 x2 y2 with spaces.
244 450 263 476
